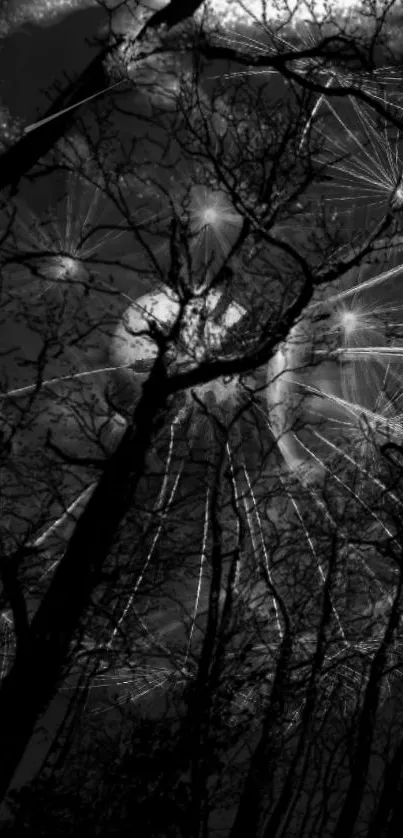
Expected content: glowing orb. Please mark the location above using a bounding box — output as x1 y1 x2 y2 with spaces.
201 206 220 226
111 287 180 368
189 187 242 237
111 286 246 406
339 308 359 338
112 286 245 366
391 183 403 211
53 255 81 280
38 255 86 293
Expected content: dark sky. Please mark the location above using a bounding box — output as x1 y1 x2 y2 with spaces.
0 5 110 124
0 2 401 804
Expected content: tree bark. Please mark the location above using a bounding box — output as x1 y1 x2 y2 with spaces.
0 1 205 194
0 361 169 801
0 41 112 193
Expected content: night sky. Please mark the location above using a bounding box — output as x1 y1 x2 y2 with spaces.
0 0 402 810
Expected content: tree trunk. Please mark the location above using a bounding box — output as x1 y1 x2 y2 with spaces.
0 362 169 801
0 0 206 194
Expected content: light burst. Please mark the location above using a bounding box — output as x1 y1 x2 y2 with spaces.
0 171 126 301
2 61 403 736
168 177 244 286
315 94 403 221
103 240 403 724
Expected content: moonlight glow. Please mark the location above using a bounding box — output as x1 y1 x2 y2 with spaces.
2 0 403 749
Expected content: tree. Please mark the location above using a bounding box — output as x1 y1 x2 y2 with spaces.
1 0 403 834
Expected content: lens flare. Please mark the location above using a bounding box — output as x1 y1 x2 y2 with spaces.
3 59 403 734
0 172 126 300
339 307 360 338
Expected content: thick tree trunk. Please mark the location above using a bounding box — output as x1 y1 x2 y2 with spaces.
0 0 205 194
0 43 112 193
0 362 169 801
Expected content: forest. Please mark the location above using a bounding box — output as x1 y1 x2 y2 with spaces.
1 0 403 835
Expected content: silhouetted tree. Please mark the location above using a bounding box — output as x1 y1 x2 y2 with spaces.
1 1 403 835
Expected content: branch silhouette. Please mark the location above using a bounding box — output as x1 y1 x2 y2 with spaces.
0 1 204 194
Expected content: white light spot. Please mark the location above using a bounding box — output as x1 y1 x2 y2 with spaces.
340 309 358 338
51 255 81 281
189 187 242 237
201 206 220 226
111 286 246 372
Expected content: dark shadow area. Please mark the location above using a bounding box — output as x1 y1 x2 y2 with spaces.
0 5 109 124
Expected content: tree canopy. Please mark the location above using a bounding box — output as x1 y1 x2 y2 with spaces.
1 1 403 836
